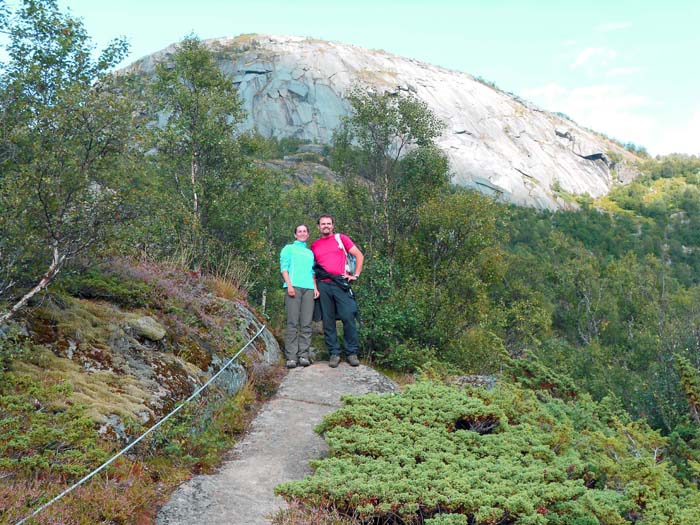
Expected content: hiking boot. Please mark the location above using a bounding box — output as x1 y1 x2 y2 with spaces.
347 354 360 367
329 355 341 368
298 357 311 367
286 360 297 369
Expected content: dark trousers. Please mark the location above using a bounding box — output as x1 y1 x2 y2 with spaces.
318 281 358 356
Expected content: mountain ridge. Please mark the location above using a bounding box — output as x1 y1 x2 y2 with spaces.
127 33 640 209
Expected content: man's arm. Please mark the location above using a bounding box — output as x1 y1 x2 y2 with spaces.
348 245 364 280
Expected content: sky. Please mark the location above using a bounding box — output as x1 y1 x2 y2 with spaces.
38 0 700 156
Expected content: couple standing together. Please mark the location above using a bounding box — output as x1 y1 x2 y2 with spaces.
279 214 364 369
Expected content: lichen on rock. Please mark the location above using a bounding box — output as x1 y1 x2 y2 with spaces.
127 315 167 341
16 259 281 442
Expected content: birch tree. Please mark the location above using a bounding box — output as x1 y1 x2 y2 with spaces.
0 0 137 323
331 86 446 275
149 36 244 264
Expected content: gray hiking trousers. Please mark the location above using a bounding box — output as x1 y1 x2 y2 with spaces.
284 286 315 361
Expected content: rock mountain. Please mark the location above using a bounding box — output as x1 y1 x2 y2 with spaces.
130 34 639 209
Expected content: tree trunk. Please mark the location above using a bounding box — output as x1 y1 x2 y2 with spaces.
0 244 65 324
191 154 200 219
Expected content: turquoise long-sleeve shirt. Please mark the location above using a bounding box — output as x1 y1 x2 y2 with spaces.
280 240 315 289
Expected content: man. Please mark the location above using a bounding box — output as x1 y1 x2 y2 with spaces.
310 214 364 367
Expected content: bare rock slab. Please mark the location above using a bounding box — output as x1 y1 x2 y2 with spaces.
156 363 398 525
129 34 642 210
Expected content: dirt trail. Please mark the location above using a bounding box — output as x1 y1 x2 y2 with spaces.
156 362 398 525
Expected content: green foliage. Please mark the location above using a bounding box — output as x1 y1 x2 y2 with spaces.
506 355 579 400
277 381 699 524
0 0 138 319
623 141 649 157
401 189 513 366
499 172 700 430
667 423 700 487
142 384 256 472
424 514 468 525
676 355 700 426
356 256 432 364
0 371 110 476
376 340 436 371
331 86 448 267
59 267 151 308
148 34 245 264
140 36 293 295
0 324 32 370
239 133 314 160
412 189 504 287
443 327 508 374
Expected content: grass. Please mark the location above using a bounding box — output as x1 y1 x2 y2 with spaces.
1 460 159 525
1 373 273 524
1 258 284 524
271 500 358 525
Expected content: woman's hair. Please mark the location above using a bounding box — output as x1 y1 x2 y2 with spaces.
295 224 309 234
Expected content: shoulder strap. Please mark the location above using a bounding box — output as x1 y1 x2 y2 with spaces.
334 233 347 254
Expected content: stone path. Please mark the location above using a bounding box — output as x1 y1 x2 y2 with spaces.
156 362 398 525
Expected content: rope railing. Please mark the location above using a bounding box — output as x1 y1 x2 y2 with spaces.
15 323 267 525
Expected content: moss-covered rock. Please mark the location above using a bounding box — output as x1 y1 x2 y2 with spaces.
14 259 280 436
127 315 167 341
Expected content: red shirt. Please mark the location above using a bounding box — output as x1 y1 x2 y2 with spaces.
311 234 355 276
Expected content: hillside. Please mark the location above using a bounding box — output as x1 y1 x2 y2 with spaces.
0 259 283 524
128 34 640 209
2 3 700 523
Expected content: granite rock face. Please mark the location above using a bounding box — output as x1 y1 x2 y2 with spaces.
130 34 640 209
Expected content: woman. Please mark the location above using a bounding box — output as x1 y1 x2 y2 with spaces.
280 224 319 368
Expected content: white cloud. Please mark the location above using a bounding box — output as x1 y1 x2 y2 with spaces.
653 107 700 156
522 82 654 149
596 21 633 32
605 66 643 78
570 47 618 70
522 83 698 156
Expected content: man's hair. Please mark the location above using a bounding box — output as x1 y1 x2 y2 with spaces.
294 224 309 234
317 214 334 225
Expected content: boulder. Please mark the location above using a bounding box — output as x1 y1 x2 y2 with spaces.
128 316 166 341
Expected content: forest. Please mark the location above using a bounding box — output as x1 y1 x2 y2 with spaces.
1 1 700 523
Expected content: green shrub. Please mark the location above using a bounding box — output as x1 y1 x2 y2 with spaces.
0 324 31 371
59 267 151 307
276 381 699 524
376 340 435 372
677 354 700 424
0 371 110 477
443 327 508 374
424 514 468 525
506 355 579 400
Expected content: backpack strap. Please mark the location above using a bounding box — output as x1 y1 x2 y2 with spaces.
334 233 347 255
